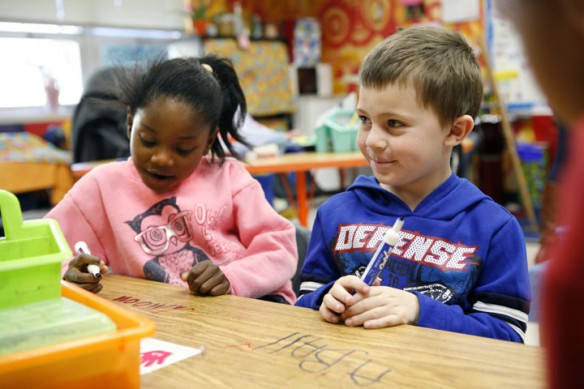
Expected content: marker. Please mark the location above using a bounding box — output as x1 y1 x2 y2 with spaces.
75 241 102 279
360 218 404 286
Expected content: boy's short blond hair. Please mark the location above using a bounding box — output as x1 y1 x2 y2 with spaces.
359 25 483 128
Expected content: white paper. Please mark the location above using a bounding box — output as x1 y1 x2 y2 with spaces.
488 4 548 110
442 0 480 23
140 337 204 375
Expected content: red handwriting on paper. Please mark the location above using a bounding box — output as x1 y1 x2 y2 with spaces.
112 295 187 311
141 350 173 367
254 332 391 386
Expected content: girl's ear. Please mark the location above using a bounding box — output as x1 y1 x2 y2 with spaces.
126 107 133 139
445 115 474 147
204 128 219 154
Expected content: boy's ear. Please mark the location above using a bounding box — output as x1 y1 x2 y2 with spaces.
126 107 133 138
445 115 474 147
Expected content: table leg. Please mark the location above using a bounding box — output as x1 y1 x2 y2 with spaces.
339 168 346 190
52 164 74 205
277 173 297 209
296 172 308 227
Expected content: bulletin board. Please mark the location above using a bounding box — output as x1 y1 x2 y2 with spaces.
484 0 548 113
207 0 542 100
316 0 488 94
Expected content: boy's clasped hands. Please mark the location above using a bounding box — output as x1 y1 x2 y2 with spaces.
321 275 420 329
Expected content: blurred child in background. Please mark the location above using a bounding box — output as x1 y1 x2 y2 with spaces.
494 0 584 386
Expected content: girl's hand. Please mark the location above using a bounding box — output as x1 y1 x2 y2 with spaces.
63 254 108 294
180 261 230 296
319 275 370 324
341 286 420 329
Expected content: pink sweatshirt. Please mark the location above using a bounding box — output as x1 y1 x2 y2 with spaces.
47 157 298 303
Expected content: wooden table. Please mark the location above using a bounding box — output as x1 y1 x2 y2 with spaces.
245 151 368 226
70 152 369 227
99 275 545 388
1 161 74 205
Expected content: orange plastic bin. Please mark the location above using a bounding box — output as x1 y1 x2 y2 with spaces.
0 281 155 389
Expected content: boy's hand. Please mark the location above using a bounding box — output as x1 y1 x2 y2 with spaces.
319 275 370 324
180 261 230 296
341 286 420 329
63 254 108 294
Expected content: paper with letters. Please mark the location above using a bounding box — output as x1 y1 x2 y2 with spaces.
140 337 204 375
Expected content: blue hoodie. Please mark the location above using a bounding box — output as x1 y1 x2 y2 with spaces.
295 173 530 343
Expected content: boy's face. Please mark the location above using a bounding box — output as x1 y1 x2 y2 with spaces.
128 97 216 194
356 83 454 200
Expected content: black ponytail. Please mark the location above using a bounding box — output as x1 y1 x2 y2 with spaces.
200 55 250 162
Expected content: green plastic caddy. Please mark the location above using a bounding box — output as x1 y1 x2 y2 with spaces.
0 189 71 309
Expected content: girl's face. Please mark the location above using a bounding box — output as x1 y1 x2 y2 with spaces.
128 97 216 194
357 83 459 207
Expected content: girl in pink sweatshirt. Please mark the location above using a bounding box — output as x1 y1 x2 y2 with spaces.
47 56 298 304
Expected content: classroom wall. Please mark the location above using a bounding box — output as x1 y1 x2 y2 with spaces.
1 1 485 96
197 0 485 94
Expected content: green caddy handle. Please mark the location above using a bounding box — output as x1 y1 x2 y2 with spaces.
0 190 24 241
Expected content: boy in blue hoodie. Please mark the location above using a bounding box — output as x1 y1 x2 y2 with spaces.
295 25 530 343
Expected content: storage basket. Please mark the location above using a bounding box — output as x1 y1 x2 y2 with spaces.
315 108 358 153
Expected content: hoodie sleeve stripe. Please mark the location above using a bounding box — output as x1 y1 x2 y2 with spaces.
299 281 325 294
473 301 529 323
505 323 526 343
472 301 528 340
